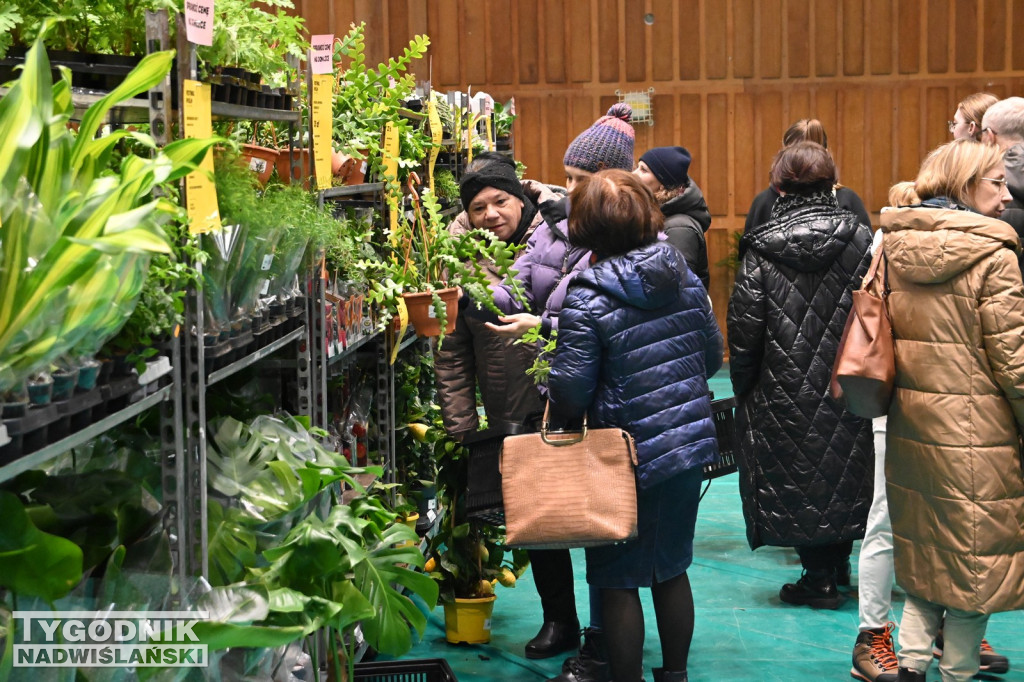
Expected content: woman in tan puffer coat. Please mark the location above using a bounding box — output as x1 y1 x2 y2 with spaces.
880 139 1024 682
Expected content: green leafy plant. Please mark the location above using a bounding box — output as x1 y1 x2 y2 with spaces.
331 23 432 184
5 0 177 56
0 30 218 394
434 168 460 202
356 188 527 342
519 325 557 385
425 432 529 602
493 99 516 140
195 0 308 81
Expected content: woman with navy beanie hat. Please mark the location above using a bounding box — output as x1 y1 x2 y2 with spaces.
634 146 713 290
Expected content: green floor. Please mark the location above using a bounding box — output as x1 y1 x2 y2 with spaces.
397 369 1024 681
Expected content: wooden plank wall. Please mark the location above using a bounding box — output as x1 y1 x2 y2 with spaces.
297 0 1024 331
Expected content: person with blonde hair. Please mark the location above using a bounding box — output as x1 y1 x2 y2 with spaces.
948 92 998 141
744 118 872 233
879 138 1024 681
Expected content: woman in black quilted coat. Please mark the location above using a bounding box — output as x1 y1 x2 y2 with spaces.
727 142 874 609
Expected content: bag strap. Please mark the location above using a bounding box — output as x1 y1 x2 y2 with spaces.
540 401 588 446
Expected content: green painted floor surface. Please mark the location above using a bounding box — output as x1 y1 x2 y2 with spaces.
395 369 1024 681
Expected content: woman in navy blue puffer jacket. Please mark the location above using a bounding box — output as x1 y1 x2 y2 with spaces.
548 170 723 682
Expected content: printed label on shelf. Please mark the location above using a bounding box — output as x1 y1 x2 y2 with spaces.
311 73 333 190
183 80 221 234
0 424 9 448
185 0 214 46
261 254 274 271
309 34 334 74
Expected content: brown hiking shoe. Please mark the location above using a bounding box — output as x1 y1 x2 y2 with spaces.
852 623 899 682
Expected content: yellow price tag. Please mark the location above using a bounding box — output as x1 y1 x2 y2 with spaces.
485 116 494 152
312 74 334 190
390 297 409 364
383 121 401 232
427 95 443 193
182 80 221 235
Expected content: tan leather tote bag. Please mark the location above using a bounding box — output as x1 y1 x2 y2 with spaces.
501 403 638 549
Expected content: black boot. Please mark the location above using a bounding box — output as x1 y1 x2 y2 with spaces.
526 620 580 659
653 667 688 682
835 558 852 587
896 668 926 681
546 627 610 682
779 568 841 609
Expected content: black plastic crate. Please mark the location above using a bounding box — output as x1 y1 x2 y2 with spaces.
353 658 457 681
703 397 738 481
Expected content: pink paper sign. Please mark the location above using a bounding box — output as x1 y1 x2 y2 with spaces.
309 34 334 74
185 0 214 46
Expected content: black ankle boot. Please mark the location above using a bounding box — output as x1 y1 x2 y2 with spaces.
897 667 926 681
835 558 852 587
779 568 840 609
653 667 688 682
526 620 580 659
547 628 610 682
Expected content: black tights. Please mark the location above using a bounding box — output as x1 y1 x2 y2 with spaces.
601 571 694 681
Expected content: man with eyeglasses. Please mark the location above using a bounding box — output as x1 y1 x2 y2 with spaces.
980 97 1024 242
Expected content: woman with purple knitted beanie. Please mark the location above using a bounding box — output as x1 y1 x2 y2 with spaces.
467 104 634 682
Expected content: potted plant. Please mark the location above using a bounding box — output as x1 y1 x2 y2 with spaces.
356 185 527 342
0 32 218 402
425 430 530 644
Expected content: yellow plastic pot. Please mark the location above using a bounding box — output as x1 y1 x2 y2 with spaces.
443 595 497 644
398 513 419 548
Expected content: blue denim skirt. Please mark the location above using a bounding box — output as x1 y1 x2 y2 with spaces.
585 466 702 589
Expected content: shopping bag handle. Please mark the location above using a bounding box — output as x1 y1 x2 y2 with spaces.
540 401 587 446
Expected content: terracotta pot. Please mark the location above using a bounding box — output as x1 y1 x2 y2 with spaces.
342 148 371 185
401 287 458 338
240 143 279 186
331 149 350 177
275 148 312 188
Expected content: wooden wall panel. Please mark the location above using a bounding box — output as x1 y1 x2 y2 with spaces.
843 0 865 76
567 2 593 84
487 0 514 85
927 0 950 73
706 2 728 80
897 0 920 73
982 0 1006 72
786 2 810 79
869 0 893 75
517 0 539 84
955 0 978 73
679 0 702 80
733 0 755 78
303 0 1024 351
759 0 783 79
813 0 837 76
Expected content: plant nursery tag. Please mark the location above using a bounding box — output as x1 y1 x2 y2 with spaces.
309 34 334 75
183 80 221 234
261 254 274 271
311 74 333 190
383 121 401 233
510 97 516 115
390 298 410 365
185 0 214 46
485 115 494 152
260 279 270 296
427 94 442 192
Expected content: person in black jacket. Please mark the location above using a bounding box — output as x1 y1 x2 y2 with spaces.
727 141 874 610
744 118 872 234
633 146 712 290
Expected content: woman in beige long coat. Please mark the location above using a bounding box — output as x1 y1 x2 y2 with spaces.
880 138 1024 682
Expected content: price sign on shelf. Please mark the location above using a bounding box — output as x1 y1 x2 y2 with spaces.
309 34 334 74
184 0 214 46
182 80 221 234
312 74 333 190
382 121 401 233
